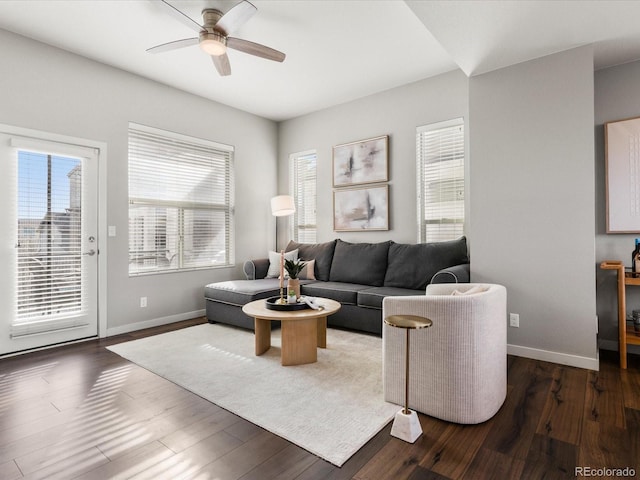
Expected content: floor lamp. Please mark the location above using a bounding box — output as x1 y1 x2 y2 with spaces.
271 195 295 250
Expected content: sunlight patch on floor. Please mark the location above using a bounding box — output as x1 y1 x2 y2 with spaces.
200 343 253 363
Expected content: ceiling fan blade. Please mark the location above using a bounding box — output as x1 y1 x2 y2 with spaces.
212 54 231 76
155 0 203 33
227 37 286 62
146 37 199 54
215 0 257 36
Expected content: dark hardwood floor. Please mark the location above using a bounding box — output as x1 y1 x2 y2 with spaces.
1 318 639 480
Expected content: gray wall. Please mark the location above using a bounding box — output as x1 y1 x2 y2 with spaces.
595 59 640 354
469 46 598 367
279 51 599 368
0 29 278 333
2 27 605 367
278 69 469 247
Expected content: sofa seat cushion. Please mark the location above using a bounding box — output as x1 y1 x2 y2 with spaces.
329 239 391 286
384 236 469 290
300 281 371 305
358 287 424 309
206 279 317 306
205 279 281 306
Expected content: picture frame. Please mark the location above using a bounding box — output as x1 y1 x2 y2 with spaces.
605 116 640 233
333 135 388 187
333 185 389 231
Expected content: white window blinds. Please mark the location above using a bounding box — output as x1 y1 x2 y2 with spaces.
417 118 465 243
289 151 317 243
16 151 84 327
128 124 234 275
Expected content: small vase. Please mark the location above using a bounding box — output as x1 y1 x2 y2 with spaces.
287 278 300 299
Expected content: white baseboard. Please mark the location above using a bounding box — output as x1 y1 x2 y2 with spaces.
507 343 599 371
106 310 206 337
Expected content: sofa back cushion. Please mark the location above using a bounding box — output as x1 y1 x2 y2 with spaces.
286 240 336 281
329 239 391 286
384 236 469 290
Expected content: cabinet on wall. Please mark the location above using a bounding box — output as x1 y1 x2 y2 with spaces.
601 260 640 369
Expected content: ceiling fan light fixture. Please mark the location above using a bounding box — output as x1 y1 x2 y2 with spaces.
199 31 227 56
149 2 285 76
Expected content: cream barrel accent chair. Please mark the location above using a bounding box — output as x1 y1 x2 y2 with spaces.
382 283 507 424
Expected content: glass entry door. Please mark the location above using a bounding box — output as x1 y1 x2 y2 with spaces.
0 133 99 355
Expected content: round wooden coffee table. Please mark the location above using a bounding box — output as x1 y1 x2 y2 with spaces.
242 298 341 366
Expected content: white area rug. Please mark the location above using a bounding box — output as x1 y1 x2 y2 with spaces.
107 323 398 466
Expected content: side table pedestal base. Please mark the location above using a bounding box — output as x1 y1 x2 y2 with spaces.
390 409 422 443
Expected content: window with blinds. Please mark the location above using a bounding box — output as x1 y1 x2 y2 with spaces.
16 151 84 323
417 118 465 243
289 151 317 243
128 124 234 275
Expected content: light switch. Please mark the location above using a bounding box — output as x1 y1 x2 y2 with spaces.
108 225 116 237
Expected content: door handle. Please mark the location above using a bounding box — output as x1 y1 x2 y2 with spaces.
83 249 97 256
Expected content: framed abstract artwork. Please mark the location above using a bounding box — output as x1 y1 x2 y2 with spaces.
333 185 389 231
605 116 640 233
333 135 388 187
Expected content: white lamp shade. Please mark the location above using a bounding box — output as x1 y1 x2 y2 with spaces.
271 195 296 216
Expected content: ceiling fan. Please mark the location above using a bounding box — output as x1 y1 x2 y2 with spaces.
147 0 286 76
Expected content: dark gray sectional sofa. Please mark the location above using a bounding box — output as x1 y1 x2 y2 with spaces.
204 237 470 336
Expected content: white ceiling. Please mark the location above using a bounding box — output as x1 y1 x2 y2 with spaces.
1 1 640 121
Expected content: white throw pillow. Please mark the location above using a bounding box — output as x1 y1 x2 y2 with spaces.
266 249 298 278
451 285 488 296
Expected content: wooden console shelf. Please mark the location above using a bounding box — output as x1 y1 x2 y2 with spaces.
600 260 640 369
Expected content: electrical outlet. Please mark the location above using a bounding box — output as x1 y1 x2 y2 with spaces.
509 313 519 328
140 297 147 308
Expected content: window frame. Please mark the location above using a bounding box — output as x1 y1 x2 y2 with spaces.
128 123 235 276
289 150 317 244
416 118 465 244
